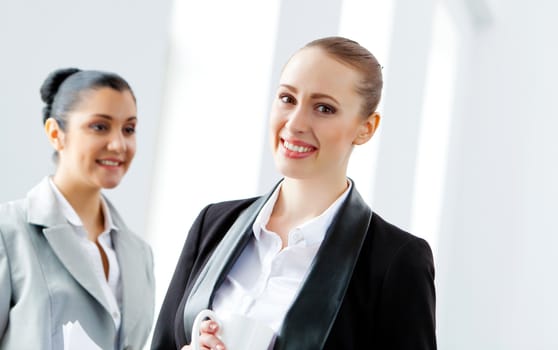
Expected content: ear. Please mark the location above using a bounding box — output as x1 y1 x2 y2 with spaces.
353 112 381 145
44 118 65 151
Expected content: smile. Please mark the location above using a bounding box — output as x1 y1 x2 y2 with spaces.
97 160 122 166
283 140 314 153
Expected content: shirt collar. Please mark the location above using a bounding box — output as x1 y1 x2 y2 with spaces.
252 179 352 246
48 177 118 233
252 182 282 241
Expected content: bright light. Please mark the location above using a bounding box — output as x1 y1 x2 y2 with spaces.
339 0 395 206
410 1 457 256
146 0 280 335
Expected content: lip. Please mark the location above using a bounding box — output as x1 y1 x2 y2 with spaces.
280 138 317 159
96 158 125 167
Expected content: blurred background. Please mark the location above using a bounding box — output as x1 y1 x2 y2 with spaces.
1 0 557 348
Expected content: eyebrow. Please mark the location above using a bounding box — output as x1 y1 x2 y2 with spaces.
93 114 137 121
280 84 340 105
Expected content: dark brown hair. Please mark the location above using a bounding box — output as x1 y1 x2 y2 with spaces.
40 68 135 161
303 36 383 117
40 68 135 129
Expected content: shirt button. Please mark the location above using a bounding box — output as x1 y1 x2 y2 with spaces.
112 311 119 319
292 231 303 244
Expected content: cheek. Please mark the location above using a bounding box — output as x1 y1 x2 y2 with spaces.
320 123 358 148
127 139 137 157
269 108 279 123
269 110 284 134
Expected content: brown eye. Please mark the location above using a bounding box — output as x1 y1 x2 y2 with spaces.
123 125 136 135
316 104 335 114
280 94 295 104
91 123 109 132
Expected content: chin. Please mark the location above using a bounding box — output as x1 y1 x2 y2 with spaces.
102 184 120 190
275 162 313 180
100 179 123 189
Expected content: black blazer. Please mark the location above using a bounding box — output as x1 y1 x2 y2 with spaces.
151 184 436 350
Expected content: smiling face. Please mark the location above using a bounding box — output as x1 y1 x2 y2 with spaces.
270 47 379 185
47 87 137 192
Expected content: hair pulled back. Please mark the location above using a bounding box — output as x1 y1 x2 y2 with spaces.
303 36 383 117
40 68 135 130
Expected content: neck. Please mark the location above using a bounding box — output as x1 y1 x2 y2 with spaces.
52 174 104 241
273 176 349 222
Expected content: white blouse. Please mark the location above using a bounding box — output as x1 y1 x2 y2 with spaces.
48 179 122 331
212 180 351 336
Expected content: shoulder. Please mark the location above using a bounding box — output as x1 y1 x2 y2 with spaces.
102 196 153 256
365 212 434 272
103 196 141 238
0 198 26 219
0 199 37 280
370 212 430 250
0 199 28 237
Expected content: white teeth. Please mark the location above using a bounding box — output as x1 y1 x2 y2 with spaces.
99 160 120 166
284 141 313 153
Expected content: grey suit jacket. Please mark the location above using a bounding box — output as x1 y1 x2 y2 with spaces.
0 177 155 350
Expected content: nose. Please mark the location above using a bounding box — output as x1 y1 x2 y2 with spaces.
284 105 309 134
107 131 127 153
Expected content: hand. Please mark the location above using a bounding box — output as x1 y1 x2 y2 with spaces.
181 319 225 350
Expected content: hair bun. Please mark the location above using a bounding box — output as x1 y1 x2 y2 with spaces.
40 68 81 104
40 68 80 123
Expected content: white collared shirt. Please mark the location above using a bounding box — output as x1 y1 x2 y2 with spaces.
212 180 352 335
48 179 122 331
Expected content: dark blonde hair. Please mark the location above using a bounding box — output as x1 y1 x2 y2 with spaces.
303 36 383 117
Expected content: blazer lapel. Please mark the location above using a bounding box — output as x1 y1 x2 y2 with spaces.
182 195 268 341
27 177 113 315
274 186 372 350
113 228 143 344
42 225 113 314
181 182 372 349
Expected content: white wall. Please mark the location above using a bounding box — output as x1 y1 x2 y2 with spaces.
0 4 171 348
0 0 172 239
437 0 558 348
146 0 281 330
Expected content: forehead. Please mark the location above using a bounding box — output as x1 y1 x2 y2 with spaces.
280 47 362 96
72 87 136 116
62 88 136 130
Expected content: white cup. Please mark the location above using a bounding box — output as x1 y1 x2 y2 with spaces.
191 309 275 350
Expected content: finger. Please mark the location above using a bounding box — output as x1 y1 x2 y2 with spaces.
181 344 212 350
199 333 225 350
200 320 220 335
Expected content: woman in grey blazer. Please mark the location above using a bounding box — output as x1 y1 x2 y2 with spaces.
0 68 155 349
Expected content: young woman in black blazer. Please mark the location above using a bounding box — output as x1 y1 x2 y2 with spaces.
152 36 436 350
